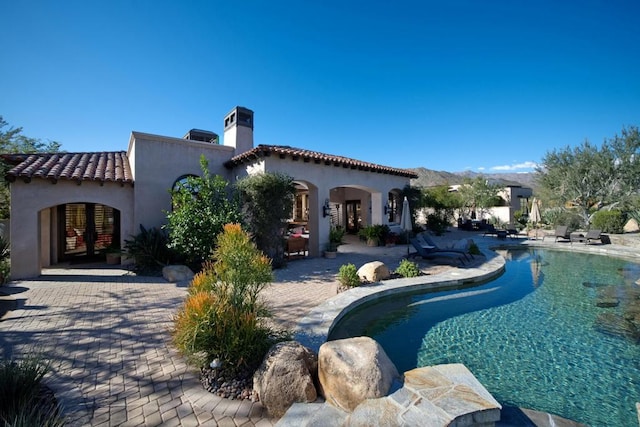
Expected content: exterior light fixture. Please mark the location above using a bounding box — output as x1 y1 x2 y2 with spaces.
384 201 392 215
322 199 331 218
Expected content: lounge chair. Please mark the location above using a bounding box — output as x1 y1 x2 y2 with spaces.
415 233 472 261
553 225 570 242
571 230 603 245
409 238 467 265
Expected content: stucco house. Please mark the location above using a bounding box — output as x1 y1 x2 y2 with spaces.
2 106 417 279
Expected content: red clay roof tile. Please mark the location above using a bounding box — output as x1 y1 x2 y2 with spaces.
224 145 418 178
1 152 133 185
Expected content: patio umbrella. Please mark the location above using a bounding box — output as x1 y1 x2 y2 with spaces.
530 198 541 239
400 196 412 256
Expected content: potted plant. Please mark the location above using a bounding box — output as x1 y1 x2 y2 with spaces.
324 226 345 258
358 224 388 247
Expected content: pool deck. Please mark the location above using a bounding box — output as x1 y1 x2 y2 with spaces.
0 229 637 426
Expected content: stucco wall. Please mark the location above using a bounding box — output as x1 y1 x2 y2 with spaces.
129 132 236 231
9 179 134 279
257 157 412 256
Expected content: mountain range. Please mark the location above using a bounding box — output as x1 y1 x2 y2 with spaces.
409 167 538 190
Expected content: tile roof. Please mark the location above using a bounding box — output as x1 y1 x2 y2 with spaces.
2 152 133 185
224 145 418 178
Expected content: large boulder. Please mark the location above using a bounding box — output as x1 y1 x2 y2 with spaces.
318 336 399 412
162 265 194 282
357 261 390 282
624 218 640 233
253 341 318 418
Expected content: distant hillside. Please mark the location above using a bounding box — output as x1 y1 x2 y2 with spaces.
409 167 538 191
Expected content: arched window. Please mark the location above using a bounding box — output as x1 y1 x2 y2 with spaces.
172 174 199 194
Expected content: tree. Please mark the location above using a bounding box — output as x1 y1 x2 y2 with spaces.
457 176 502 219
422 184 463 234
235 172 296 268
165 155 242 268
0 116 62 218
536 126 640 226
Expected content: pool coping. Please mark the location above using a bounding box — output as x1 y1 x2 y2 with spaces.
293 249 506 352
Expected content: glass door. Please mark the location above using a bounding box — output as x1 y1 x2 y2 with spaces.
61 203 117 261
345 200 361 234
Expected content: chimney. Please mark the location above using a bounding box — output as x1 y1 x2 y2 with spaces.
223 106 254 154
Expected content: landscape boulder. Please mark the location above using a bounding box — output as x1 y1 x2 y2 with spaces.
162 265 194 282
318 336 399 412
624 218 640 233
253 341 318 418
357 261 390 282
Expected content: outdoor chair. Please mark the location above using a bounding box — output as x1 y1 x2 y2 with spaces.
409 238 467 265
416 232 472 261
553 225 570 242
571 230 604 245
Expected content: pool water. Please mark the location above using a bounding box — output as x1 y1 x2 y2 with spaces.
329 249 640 426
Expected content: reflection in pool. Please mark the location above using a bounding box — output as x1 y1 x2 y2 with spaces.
329 249 640 427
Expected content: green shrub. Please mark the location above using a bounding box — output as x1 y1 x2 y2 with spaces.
468 241 481 256
235 172 296 268
592 210 625 234
0 356 64 426
396 259 420 278
172 224 286 376
328 226 345 250
338 263 360 287
165 156 242 268
0 260 9 285
541 207 583 230
0 235 8 263
426 213 449 235
124 225 181 274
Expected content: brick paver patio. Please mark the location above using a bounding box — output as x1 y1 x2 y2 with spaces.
1 230 637 426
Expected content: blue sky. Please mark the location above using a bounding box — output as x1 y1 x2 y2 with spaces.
1 1 638 173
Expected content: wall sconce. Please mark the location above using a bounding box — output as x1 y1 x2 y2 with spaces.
384 201 392 215
322 199 331 218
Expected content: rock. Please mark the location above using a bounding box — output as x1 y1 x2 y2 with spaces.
253 341 318 418
318 336 399 412
357 261 390 282
346 397 401 426
596 298 620 308
594 313 640 343
624 218 639 233
162 265 194 282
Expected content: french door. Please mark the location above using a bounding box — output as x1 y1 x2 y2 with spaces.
60 203 119 261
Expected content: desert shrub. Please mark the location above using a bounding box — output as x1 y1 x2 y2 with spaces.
338 263 360 288
592 210 625 234
426 213 449 235
188 261 216 295
124 225 181 274
396 259 420 278
0 356 64 426
172 224 284 376
541 207 583 230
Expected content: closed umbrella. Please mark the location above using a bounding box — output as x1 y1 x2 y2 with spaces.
530 198 541 239
400 197 412 256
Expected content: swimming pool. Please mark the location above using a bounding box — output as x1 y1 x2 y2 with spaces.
329 249 640 426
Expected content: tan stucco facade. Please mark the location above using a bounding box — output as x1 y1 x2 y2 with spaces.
7 106 413 278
